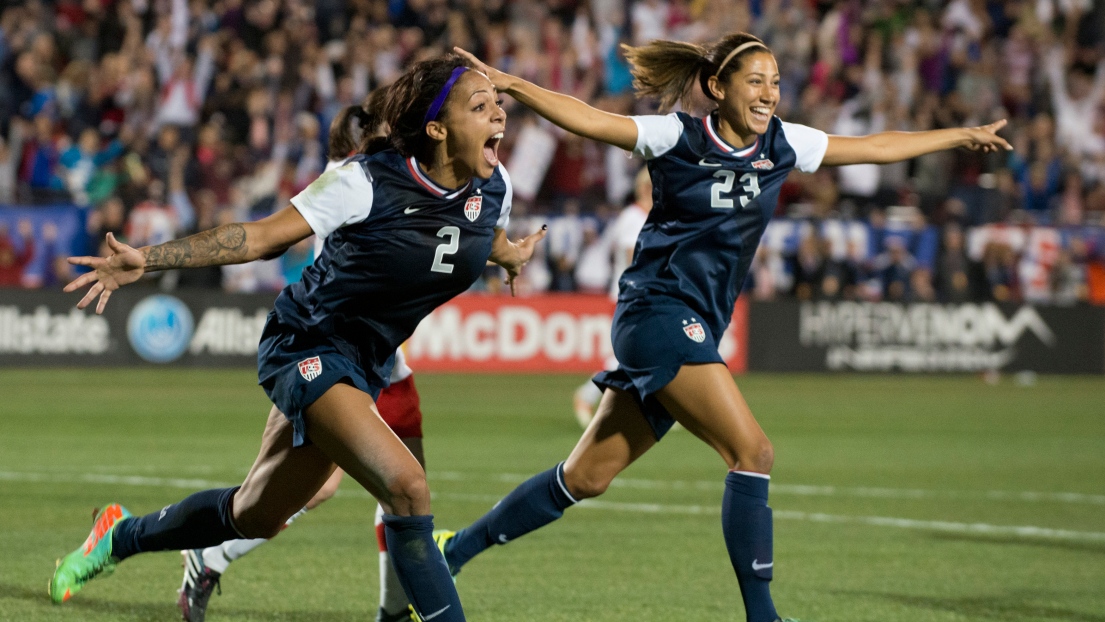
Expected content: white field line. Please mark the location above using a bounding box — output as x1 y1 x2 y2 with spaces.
3 470 1105 544
431 471 1105 506
0 470 235 489
7 468 1105 506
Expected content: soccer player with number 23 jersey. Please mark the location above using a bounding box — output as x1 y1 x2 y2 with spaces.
439 33 1011 622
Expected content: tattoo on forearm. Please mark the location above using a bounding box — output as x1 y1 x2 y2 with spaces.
143 224 249 270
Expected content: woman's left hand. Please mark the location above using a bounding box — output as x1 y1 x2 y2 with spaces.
492 226 547 296
962 119 1013 153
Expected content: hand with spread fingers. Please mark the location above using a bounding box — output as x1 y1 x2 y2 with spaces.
962 119 1014 153
63 233 146 314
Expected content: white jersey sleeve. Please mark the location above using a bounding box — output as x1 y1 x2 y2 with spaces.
630 114 684 160
496 164 513 229
291 161 374 239
780 122 829 173
312 159 349 258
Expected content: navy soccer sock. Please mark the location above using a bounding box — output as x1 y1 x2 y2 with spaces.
445 462 577 572
111 487 243 561
722 471 779 622
382 514 465 622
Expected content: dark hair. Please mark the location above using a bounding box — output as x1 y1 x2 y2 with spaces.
622 33 771 111
327 87 391 160
383 54 470 161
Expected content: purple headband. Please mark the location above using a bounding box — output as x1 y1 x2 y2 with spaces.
423 66 469 127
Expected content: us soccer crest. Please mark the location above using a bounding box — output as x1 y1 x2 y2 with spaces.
682 320 706 343
464 195 482 221
298 356 323 381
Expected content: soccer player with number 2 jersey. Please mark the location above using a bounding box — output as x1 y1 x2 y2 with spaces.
50 55 545 622
176 88 428 622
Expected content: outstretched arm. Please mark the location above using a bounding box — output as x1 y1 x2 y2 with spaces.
65 206 313 313
455 47 639 152
821 119 1012 167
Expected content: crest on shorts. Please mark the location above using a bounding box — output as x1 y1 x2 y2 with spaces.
464 195 482 221
298 356 323 381
682 320 706 343
752 159 774 170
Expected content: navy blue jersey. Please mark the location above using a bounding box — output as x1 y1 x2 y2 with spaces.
274 149 512 378
619 112 827 336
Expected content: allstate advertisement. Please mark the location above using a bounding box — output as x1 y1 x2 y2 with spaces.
126 295 196 363
0 289 274 366
748 300 1105 374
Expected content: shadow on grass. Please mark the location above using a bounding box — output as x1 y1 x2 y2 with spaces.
927 531 1105 555
0 582 370 621
844 589 1105 622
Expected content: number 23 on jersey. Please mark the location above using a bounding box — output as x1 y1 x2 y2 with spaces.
710 171 761 209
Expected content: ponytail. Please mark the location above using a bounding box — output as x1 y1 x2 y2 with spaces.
327 87 393 160
327 105 363 160
622 40 710 112
623 33 771 111
359 87 391 155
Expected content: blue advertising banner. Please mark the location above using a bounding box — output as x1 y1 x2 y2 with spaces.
0 204 89 288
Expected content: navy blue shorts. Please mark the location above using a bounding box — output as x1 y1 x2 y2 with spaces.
257 312 387 447
593 298 725 440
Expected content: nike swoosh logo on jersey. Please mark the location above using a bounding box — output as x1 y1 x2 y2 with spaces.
698 158 722 167
422 605 452 620
404 207 422 214
751 559 773 571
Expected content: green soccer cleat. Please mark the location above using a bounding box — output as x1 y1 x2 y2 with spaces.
49 503 132 604
432 529 458 579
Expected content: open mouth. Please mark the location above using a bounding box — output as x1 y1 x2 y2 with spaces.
750 106 771 123
483 132 503 167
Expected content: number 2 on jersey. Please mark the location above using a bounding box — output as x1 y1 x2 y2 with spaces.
710 171 760 209
431 226 460 274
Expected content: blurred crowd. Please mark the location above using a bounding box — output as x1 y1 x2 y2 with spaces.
0 0 1104 305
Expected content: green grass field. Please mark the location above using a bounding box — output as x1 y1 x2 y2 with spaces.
1 369 1103 622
